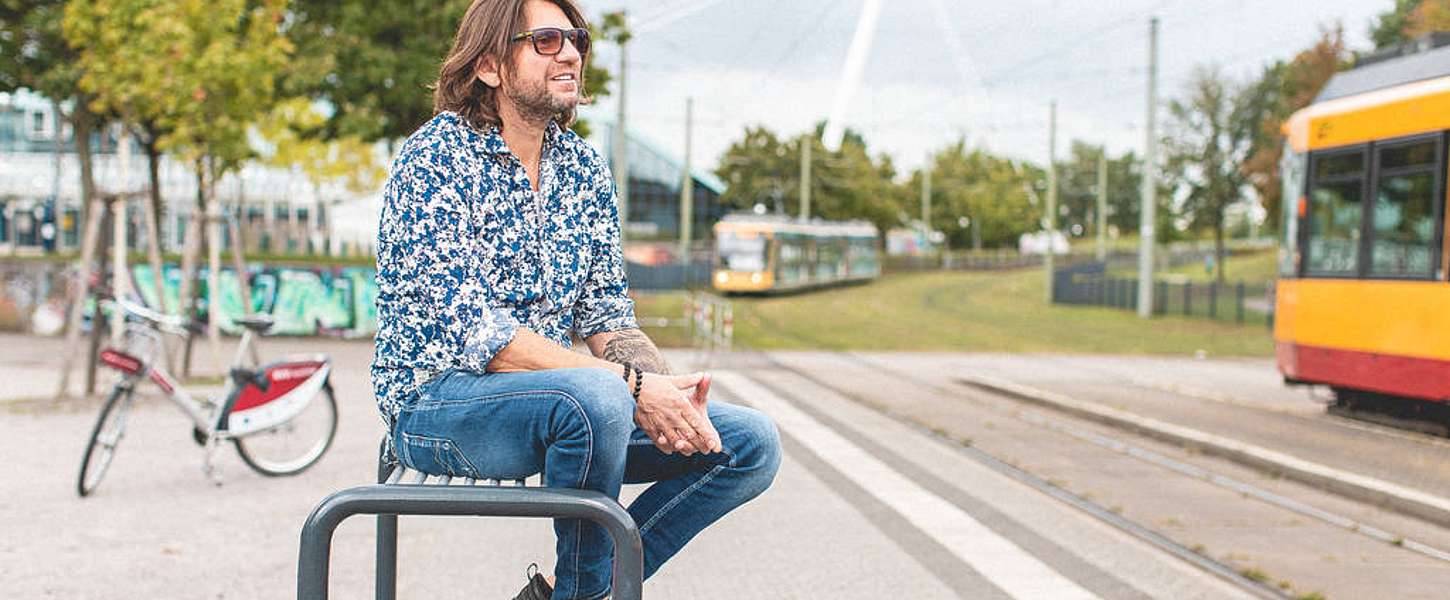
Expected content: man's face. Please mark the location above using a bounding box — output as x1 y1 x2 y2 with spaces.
499 0 583 125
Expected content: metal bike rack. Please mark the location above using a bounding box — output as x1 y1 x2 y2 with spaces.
297 441 644 600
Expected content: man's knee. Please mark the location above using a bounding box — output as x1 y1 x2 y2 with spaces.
726 407 782 498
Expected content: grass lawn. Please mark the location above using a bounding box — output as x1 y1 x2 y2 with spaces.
636 269 1274 356
1159 249 1281 284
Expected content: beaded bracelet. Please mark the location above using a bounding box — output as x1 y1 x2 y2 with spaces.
620 361 632 384
631 365 644 400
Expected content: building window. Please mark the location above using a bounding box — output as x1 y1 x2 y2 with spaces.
30 110 51 139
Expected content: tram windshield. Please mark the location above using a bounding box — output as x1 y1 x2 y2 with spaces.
716 231 767 272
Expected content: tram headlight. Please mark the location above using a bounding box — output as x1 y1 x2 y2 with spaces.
750 273 762 284
715 272 728 284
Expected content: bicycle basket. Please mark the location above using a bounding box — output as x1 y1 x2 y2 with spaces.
99 323 162 376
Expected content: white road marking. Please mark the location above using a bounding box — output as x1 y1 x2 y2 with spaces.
714 371 1101 600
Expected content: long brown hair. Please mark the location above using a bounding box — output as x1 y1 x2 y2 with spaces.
432 0 590 131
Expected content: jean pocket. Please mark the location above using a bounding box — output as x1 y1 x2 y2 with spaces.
398 432 480 479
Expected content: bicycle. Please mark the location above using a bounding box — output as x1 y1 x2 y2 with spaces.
77 297 338 497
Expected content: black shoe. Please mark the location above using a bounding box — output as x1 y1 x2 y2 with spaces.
510 563 553 600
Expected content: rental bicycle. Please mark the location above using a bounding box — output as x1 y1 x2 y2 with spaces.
77 297 338 496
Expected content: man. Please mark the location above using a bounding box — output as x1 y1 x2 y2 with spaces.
370 1 781 599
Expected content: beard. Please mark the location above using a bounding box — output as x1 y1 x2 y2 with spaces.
504 75 578 127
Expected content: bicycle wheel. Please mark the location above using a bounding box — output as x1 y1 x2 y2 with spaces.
234 382 338 476
77 386 135 497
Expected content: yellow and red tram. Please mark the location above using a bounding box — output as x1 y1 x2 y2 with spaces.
712 214 880 294
1276 42 1450 403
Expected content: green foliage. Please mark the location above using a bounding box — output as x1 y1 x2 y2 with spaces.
258 97 384 195
1241 27 1347 232
714 123 909 238
1053 141 1144 239
913 139 1044 249
731 269 1272 356
1370 0 1424 49
576 10 628 139
281 0 469 142
0 0 78 98
1163 66 1270 280
281 2 624 143
65 0 293 174
1404 0 1450 39
715 125 795 212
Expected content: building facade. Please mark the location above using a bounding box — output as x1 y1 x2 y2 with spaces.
0 89 374 256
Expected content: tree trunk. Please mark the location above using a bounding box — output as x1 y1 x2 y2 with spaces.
178 159 205 377
141 140 169 313
203 158 222 365
55 196 107 399
71 98 98 238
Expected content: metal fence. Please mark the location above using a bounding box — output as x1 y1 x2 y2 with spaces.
1052 261 1272 326
625 260 713 291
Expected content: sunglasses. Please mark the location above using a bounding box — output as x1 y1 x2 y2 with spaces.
511 27 591 56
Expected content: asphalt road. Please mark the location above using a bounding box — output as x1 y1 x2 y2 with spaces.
4 334 1445 599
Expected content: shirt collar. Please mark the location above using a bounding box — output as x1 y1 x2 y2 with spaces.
476 118 565 157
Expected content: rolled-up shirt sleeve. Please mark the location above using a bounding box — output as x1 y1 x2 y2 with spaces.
378 154 518 373
573 163 638 338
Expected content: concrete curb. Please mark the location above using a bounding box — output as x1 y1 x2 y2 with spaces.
959 373 1450 529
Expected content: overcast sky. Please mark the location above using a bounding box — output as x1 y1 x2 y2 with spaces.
578 0 1386 176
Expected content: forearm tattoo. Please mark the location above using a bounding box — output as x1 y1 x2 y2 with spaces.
602 329 672 375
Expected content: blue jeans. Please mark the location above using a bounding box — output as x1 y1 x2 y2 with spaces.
392 367 782 600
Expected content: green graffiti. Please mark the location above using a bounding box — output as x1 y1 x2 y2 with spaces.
129 263 378 337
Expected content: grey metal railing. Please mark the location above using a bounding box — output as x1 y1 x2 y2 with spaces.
297 440 644 600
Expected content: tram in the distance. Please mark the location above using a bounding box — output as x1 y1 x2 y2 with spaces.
712 214 880 294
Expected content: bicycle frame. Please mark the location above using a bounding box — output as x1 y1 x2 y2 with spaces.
99 301 330 441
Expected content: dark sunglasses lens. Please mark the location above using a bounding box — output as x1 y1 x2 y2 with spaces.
534 29 563 54
571 29 590 54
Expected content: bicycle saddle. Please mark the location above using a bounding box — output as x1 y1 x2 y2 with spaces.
234 314 276 333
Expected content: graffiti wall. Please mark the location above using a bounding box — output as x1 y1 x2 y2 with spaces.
0 259 378 337
130 264 379 337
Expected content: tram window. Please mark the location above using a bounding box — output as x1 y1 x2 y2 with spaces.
1315 152 1364 178
716 231 766 272
1305 149 1365 275
1379 141 1436 170
1369 139 1440 278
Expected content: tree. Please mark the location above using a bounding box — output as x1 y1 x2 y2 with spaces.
258 97 385 254
1370 0 1424 49
714 123 908 240
715 125 795 213
66 0 293 325
1163 66 1264 282
804 127 908 238
1405 0 1450 38
1053 141 1143 241
912 139 1044 249
1 0 103 233
281 0 469 143
1370 0 1450 49
280 2 624 143
1240 26 1347 233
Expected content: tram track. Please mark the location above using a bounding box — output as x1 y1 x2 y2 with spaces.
857 352 1450 561
733 350 1290 599
724 348 1450 598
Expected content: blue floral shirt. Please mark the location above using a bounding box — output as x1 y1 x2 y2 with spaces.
371 112 637 424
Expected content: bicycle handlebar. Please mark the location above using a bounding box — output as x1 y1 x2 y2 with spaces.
104 297 195 335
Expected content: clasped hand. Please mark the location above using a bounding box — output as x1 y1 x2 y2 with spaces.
632 372 722 456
